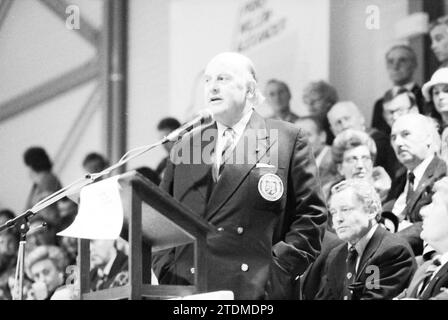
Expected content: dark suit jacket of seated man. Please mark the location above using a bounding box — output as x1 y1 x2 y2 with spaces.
316 180 416 300
397 177 448 300
152 52 326 300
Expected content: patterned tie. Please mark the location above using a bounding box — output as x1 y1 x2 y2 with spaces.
406 172 415 206
417 257 442 298
95 268 108 291
343 246 358 300
213 127 235 182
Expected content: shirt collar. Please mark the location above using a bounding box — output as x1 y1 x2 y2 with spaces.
393 82 415 95
349 223 379 257
98 250 117 278
409 155 434 188
436 251 448 267
216 108 254 139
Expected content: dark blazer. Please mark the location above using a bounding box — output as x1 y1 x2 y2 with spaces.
316 226 416 300
301 230 344 300
371 84 426 136
152 111 327 300
403 259 448 299
90 250 129 291
383 156 447 255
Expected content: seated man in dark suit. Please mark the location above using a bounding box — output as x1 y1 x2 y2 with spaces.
371 45 428 135
89 239 128 291
384 114 446 255
316 179 416 300
397 177 448 299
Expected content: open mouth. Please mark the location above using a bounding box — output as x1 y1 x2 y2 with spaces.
209 97 223 104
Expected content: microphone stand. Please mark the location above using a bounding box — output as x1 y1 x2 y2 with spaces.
1 139 165 300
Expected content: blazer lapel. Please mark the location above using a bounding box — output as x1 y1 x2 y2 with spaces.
205 112 276 219
407 157 443 214
186 123 218 201
420 261 448 299
356 227 386 279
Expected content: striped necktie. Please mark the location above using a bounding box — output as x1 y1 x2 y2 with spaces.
213 127 235 182
417 257 442 298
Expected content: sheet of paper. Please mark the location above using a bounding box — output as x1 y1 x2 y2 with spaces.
57 176 124 240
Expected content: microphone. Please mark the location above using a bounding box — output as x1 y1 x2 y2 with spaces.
163 109 215 142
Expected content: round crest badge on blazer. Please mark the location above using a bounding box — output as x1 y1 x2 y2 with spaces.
258 173 284 201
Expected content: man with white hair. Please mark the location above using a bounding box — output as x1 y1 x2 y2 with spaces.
385 113 446 256
316 179 416 300
327 101 399 178
152 52 326 299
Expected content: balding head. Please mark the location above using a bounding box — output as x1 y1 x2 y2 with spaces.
203 52 263 126
327 101 365 135
391 114 439 170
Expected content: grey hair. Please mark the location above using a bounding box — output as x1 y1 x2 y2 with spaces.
331 129 377 165
330 179 382 221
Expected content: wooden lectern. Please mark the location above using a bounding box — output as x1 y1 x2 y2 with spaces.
77 171 217 300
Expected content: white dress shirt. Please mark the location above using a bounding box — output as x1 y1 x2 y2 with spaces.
349 223 379 272
392 155 434 227
215 108 253 168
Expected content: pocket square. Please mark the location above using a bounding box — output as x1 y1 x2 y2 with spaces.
256 163 276 168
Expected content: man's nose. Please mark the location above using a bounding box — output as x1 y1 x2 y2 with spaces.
431 41 437 51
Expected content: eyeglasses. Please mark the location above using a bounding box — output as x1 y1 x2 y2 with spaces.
343 155 372 165
384 105 413 117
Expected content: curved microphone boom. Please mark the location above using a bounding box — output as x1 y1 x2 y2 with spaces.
163 109 215 142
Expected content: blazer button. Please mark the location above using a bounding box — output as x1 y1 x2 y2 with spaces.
190 267 195 274
241 263 249 272
237 227 244 235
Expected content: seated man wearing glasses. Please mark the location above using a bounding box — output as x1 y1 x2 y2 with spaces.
316 179 416 300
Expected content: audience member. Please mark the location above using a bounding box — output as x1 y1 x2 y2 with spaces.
382 89 420 129
429 15 448 68
316 179 416 300
25 245 69 300
371 45 426 135
264 79 299 123
325 129 391 202
82 152 109 175
422 67 448 130
23 147 62 226
90 239 128 292
327 101 399 178
398 177 448 299
302 80 338 144
156 117 181 179
294 116 336 187
384 114 446 256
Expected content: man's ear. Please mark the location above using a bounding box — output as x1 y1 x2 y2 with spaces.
319 131 327 144
246 81 256 98
337 163 344 176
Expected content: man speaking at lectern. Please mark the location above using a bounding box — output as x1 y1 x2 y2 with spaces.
152 52 326 300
